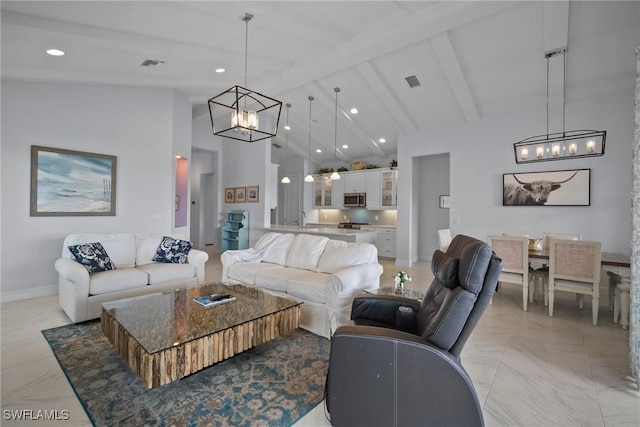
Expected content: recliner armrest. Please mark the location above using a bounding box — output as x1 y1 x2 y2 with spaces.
351 294 421 334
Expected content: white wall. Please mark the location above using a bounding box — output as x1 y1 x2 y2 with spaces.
397 89 633 265
1 81 191 301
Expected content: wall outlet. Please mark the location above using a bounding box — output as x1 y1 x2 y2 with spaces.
375 215 379 221
343 215 347 220
324 214 327 219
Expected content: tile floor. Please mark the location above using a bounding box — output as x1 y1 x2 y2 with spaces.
1 249 638 426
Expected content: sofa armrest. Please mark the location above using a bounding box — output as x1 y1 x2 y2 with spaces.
55 257 91 323
351 294 421 334
325 263 384 334
187 249 209 284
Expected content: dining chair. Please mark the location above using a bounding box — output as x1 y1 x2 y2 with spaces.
488 235 531 311
530 233 582 305
438 229 452 252
548 239 602 325
500 231 532 237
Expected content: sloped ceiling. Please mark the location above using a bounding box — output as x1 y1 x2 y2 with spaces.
2 1 639 164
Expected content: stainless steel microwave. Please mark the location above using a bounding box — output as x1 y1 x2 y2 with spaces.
344 193 366 207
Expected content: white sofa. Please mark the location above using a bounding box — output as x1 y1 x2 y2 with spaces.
55 233 209 323
221 232 383 338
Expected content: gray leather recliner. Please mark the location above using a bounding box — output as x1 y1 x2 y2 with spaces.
325 234 502 427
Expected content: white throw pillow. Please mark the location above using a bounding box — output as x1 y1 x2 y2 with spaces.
317 240 376 273
285 234 329 271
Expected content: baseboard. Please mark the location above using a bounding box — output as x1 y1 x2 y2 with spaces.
1 284 57 303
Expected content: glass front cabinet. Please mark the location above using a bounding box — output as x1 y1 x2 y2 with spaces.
381 169 398 208
313 175 333 208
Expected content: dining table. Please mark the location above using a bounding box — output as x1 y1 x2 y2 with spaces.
528 248 631 329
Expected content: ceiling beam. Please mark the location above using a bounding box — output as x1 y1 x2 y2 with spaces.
430 31 479 122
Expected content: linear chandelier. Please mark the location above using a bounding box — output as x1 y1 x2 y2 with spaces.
208 13 282 143
514 47 605 164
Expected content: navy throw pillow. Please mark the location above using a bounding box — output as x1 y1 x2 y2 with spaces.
68 242 116 274
153 236 192 264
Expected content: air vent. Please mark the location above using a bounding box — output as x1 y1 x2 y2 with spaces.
405 75 421 88
141 59 165 67
272 142 283 149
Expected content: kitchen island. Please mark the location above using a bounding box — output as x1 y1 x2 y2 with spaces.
263 225 377 244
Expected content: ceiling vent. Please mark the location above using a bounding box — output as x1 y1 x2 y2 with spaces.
272 142 283 149
405 75 421 88
141 59 165 67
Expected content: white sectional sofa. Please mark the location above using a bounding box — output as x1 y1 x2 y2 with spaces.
221 232 383 338
55 233 209 323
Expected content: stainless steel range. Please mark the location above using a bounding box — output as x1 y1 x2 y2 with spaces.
337 222 371 230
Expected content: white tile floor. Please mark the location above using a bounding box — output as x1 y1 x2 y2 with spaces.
1 250 638 426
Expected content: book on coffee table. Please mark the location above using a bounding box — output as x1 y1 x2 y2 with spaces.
193 294 236 307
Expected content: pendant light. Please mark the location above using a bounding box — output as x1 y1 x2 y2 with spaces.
513 47 605 163
304 96 315 183
208 13 282 143
330 87 341 180
281 103 291 184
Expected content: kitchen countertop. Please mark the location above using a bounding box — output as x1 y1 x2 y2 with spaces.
265 225 377 236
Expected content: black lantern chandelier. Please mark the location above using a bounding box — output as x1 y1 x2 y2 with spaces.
208 13 282 143
514 47 605 163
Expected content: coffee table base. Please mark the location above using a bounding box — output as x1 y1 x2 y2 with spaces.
101 306 300 389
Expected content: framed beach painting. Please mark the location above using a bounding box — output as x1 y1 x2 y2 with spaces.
30 146 117 216
247 185 259 202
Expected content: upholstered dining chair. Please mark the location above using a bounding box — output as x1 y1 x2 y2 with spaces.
488 235 531 311
548 239 602 325
438 228 452 252
324 234 502 427
530 233 582 305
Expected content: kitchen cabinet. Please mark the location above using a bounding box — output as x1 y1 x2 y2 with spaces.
331 177 344 208
366 170 382 209
361 226 396 259
343 173 367 193
381 169 398 208
314 175 333 208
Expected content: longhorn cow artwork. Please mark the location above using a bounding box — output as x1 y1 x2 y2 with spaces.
503 169 591 206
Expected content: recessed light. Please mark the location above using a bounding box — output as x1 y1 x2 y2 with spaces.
316 149 322 153
46 49 65 56
215 68 226 73
350 108 358 114
342 144 348 149
379 138 386 143
284 125 291 131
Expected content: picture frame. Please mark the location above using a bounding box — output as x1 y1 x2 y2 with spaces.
234 187 246 203
439 195 450 209
225 188 235 203
503 168 590 206
30 145 117 216
247 185 259 203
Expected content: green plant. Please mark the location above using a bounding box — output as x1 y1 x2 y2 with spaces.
365 164 379 169
337 167 348 172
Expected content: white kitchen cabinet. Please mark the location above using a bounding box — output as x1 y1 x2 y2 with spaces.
313 175 333 208
343 173 367 193
361 226 396 259
381 169 398 208
366 170 382 209
331 177 344 208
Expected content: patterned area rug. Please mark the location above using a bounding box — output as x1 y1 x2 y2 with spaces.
42 321 329 426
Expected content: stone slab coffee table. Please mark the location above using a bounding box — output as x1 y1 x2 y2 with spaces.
101 282 302 389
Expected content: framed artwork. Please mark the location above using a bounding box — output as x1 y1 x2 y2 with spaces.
225 188 235 203
503 168 590 206
30 145 117 216
247 185 259 203
439 195 450 209
234 187 246 203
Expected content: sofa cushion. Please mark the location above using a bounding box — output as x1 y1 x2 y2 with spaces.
68 242 116 274
286 270 332 304
135 235 163 266
285 234 329 271
153 236 192 264
64 233 136 268
256 233 295 265
228 263 285 285
317 241 376 273
137 263 196 285
88 267 149 295
254 268 303 293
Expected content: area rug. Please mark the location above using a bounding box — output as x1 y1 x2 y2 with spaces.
42 321 330 426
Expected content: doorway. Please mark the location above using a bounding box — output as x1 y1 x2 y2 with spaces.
190 149 218 249
282 175 301 226
416 153 450 260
